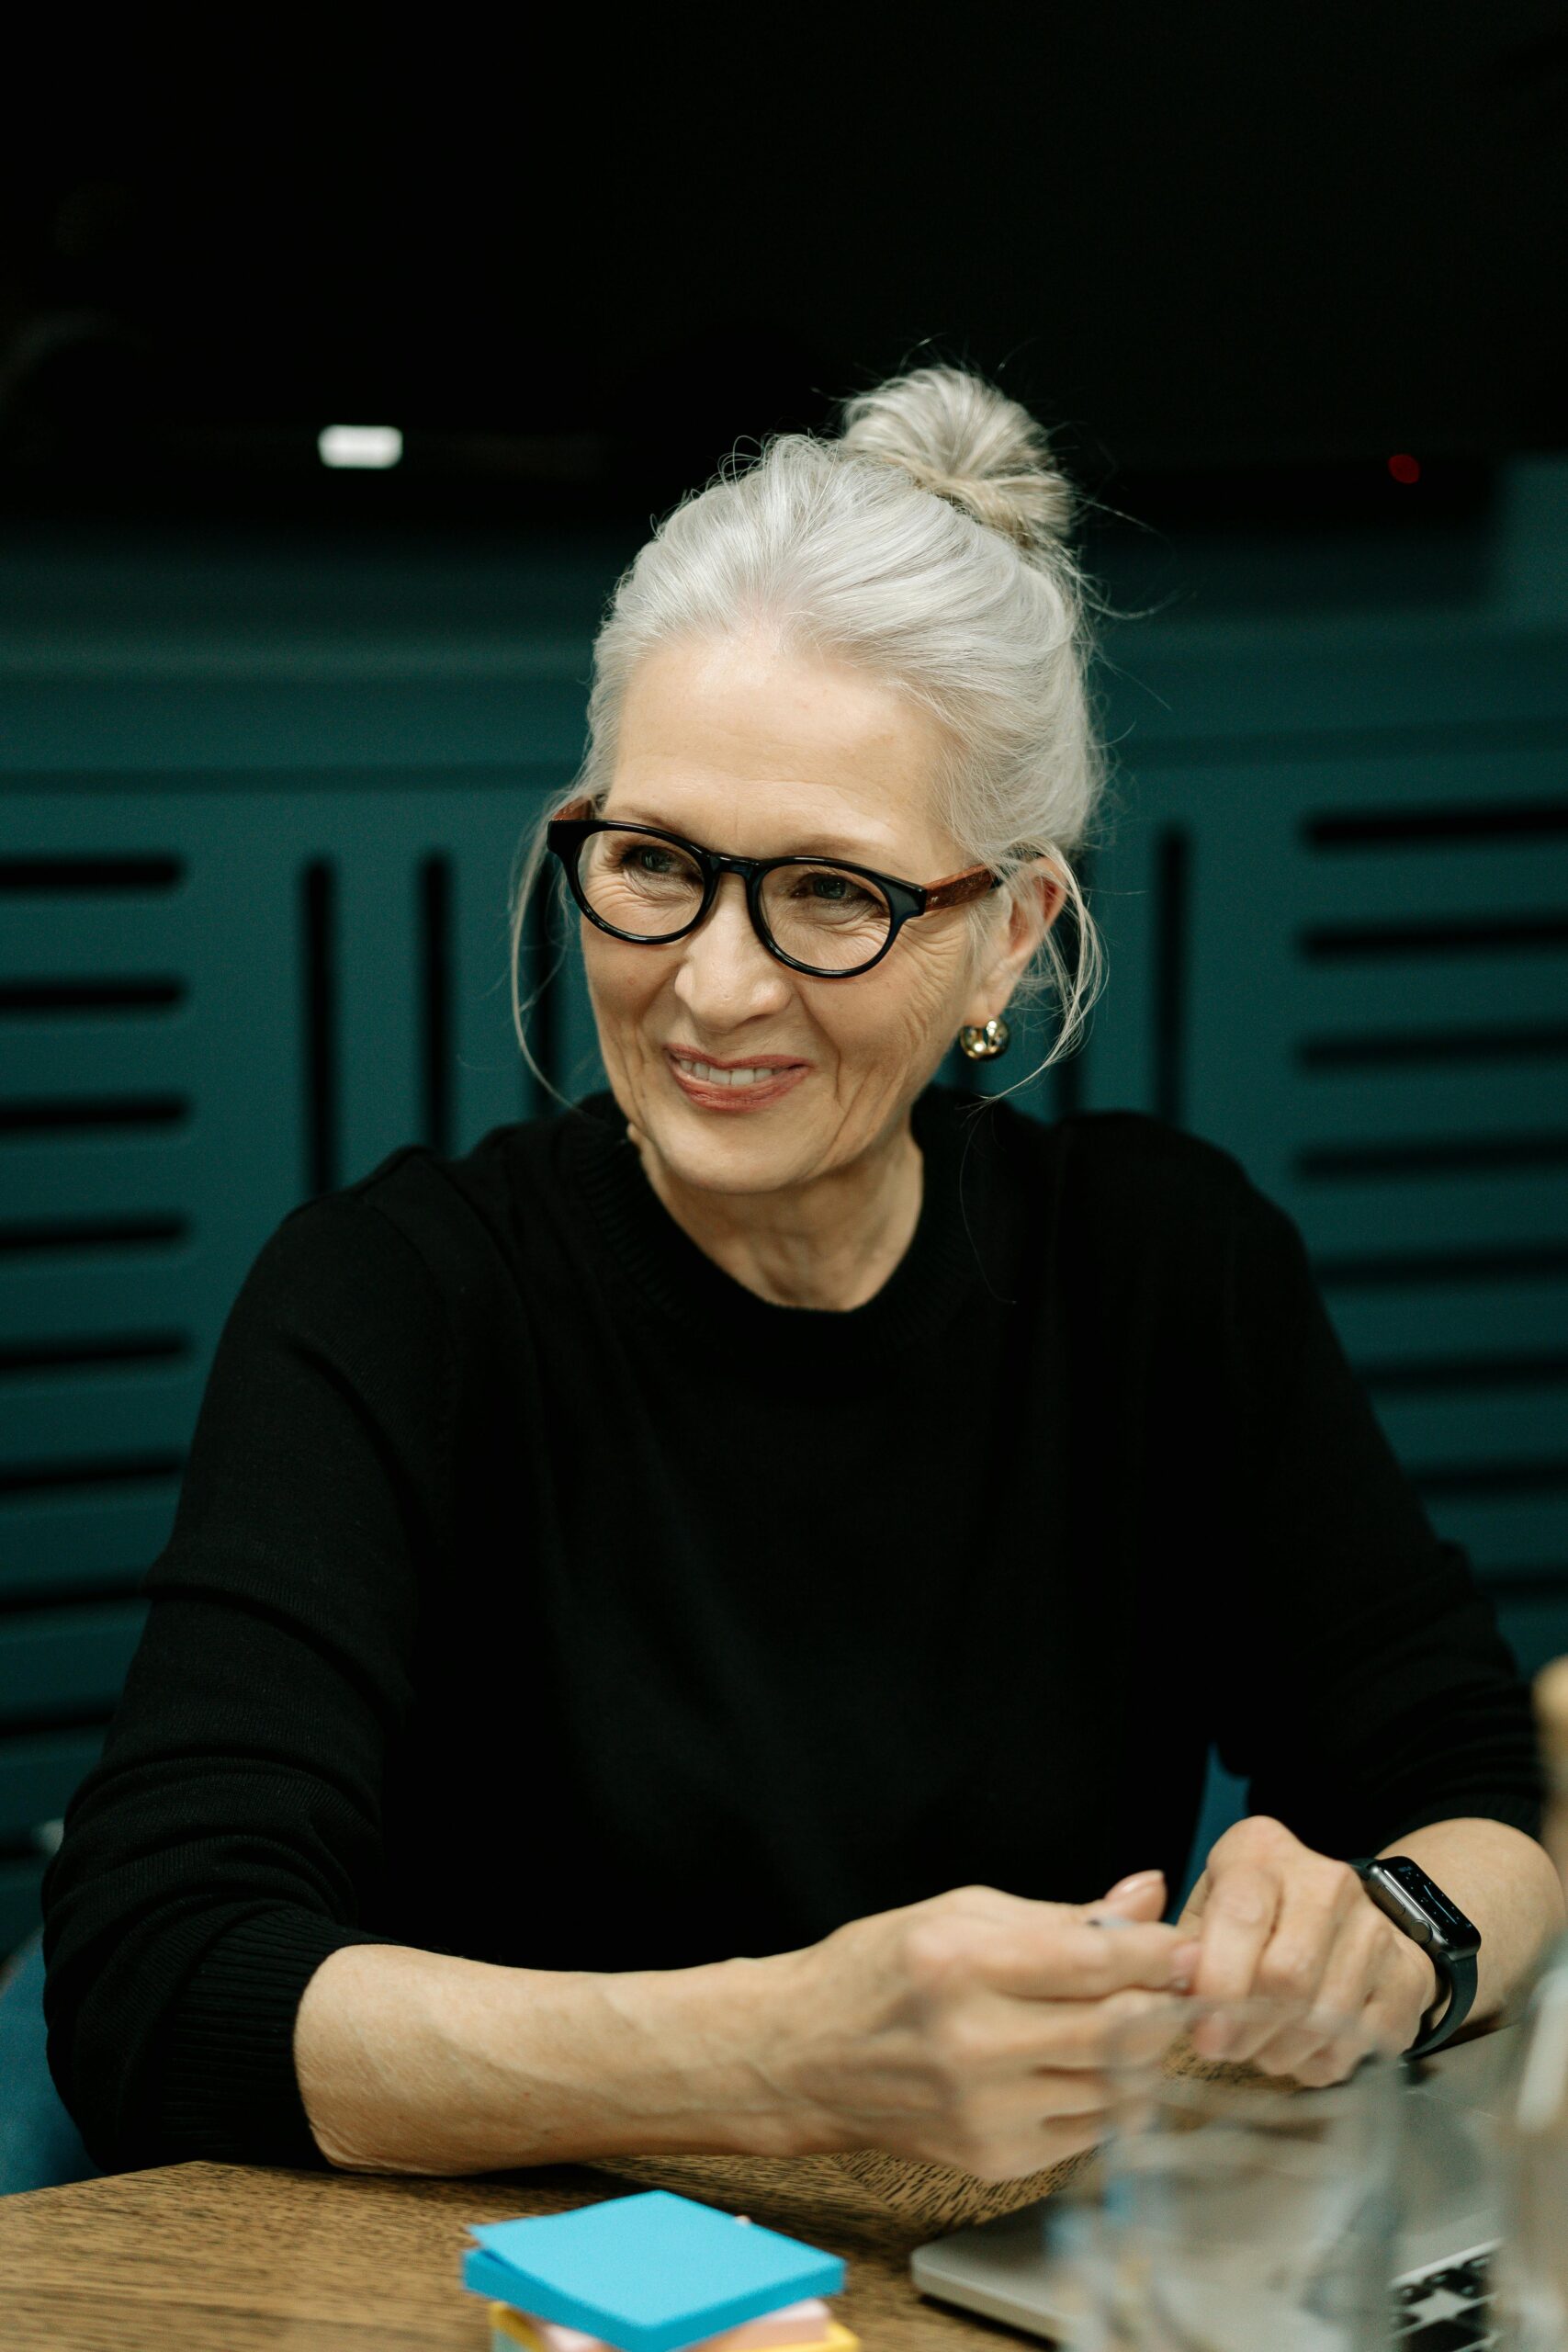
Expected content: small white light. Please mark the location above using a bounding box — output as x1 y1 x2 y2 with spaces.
318 424 403 469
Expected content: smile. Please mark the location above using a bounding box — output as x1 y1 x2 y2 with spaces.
665 1049 809 1108
670 1056 787 1089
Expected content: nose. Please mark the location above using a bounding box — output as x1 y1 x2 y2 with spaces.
673 870 789 1010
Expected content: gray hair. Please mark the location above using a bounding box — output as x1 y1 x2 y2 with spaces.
508 363 1119 1106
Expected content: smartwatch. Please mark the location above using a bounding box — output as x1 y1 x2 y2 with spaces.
1349 1854 1481 2058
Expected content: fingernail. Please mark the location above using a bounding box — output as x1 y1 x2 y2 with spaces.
1107 1870 1164 1897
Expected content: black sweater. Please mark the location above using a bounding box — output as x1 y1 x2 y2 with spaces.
42 1085 1542 2174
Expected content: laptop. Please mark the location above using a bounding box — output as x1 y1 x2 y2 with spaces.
909 2022 1521 2346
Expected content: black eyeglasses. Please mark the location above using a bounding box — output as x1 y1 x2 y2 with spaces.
546 798 1002 978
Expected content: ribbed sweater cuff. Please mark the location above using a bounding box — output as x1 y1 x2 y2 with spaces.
1378 1792 1545 1847
152 1909 393 2168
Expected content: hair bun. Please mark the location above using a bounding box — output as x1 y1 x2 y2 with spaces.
838 364 1076 560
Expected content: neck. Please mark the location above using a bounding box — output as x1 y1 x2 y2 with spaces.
628 1116 924 1312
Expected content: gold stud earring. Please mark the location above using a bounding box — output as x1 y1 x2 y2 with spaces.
958 1016 1011 1060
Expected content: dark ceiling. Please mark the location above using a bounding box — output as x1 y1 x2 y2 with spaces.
3 2 1563 536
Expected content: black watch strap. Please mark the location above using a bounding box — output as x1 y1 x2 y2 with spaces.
1350 1857 1480 2057
1405 1946 1477 2057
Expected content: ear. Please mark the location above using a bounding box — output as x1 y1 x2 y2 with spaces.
961 856 1066 1031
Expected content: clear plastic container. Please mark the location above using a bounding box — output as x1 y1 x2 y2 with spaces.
1495 1656 1568 2352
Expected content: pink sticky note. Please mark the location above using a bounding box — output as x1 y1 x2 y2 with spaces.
688 2299 833 2350
525 2300 833 2352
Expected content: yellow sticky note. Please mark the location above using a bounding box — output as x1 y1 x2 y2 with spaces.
491 2310 550 2352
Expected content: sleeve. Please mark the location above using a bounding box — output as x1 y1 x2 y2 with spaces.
1207 1170 1544 1860
39 1191 457 2174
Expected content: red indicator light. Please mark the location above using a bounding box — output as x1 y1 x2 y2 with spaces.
1388 453 1421 484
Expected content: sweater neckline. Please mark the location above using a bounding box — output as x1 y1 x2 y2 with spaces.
564 1082 999 1370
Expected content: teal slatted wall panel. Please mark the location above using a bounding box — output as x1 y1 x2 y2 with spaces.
1079 628 1568 1692
0 767 586 1916
3 582 1566 1958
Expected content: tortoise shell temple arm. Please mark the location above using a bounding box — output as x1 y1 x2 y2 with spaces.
921 866 1002 913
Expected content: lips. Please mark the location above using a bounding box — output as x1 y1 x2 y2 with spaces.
665 1050 810 1109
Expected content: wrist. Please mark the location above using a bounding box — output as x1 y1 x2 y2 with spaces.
581 1951 832 2163
707 1949 852 2160
1354 1852 1481 2055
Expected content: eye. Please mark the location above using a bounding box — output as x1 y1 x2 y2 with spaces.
790 868 877 906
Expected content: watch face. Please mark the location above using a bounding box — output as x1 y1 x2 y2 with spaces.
1380 1857 1482 1957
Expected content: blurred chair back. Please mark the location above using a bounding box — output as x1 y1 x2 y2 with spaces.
0 1933 98 2194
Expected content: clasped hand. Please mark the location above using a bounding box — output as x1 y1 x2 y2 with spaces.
1168 1813 1440 2082
783 1817 1437 2184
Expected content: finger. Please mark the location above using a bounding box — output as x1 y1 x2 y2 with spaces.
981 1917 1197 2003
1190 1863 1283 2048
984 2077 1120 2179
1173 1869 1212 1938
1219 1855 1361 2065
1093 1870 1167 1918
1016 1984 1191 2071
1022 2066 1118 2117
1291 1989 1393 2088
1247 1900 1385 2080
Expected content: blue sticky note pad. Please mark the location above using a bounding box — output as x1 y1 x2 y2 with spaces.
463 2188 845 2352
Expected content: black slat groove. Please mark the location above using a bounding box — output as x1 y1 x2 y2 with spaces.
1413 1458 1568 1499
1298 1132 1568 1180
1301 914 1568 960
0 855 185 893
1308 800 1568 849
302 858 338 1199
0 1453 186 1499
0 1333 190 1374
0 1216 188 1257
1300 1023 1568 1069
1315 1241 1568 1288
0 1097 189 1135
1153 825 1190 1128
0 978 187 1014
1359 1351 1568 1395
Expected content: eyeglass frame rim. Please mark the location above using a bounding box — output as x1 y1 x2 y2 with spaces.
544 797 1003 978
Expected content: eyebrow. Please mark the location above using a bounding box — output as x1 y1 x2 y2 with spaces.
612 808 893 864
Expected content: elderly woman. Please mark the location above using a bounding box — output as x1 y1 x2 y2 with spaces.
43 368 1562 2188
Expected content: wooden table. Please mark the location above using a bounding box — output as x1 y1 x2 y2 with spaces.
2 2033 1520 2349
0 2137 1080 2350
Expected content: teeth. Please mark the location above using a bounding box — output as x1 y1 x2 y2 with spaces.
673 1057 789 1089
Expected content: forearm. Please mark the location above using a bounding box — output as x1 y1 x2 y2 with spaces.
1379 1817 1565 2033
293 1942 819 2175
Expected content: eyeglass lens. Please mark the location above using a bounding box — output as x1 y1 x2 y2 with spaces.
576 829 895 973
